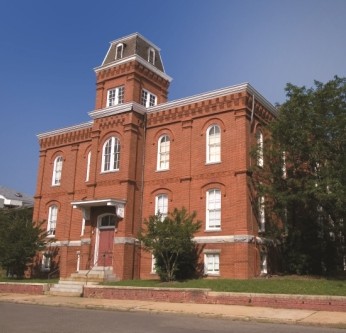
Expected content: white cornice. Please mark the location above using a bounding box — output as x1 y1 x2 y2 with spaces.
88 102 147 120
94 55 172 83
37 121 93 139
148 83 277 116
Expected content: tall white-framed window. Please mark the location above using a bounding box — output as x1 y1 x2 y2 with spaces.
206 125 221 163
204 252 220 275
256 128 264 167
157 135 170 170
47 205 58 237
81 217 86 236
115 43 124 60
107 86 124 107
151 254 157 273
41 253 51 272
155 194 168 220
282 151 287 179
206 189 221 230
101 137 120 172
141 89 157 107
85 151 91 182
259 196 265 232
52 156 63 186
148 47 155 64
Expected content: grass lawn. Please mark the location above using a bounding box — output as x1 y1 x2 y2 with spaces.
0 277 59 284
103 276 346 296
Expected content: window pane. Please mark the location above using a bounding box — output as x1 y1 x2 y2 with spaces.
207 125 221 163
207 189 221 229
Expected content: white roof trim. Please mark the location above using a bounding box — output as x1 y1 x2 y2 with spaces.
109 32 162 51
148 83 277 116
71 198 126 208
94 55 172 82
37 121 93 139
88 102 147 119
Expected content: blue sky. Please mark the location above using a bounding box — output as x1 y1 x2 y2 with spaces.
1 0 345 195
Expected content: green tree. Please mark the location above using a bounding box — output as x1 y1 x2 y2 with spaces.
138 207 202 282
252 76 346 275
0 207 48 278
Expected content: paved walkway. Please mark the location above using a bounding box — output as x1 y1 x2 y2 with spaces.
0 293 345 328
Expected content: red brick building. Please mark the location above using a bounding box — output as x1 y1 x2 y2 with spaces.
33 33 277 280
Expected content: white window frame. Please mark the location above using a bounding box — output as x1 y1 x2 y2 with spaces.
206 189 221 230
155 194 168 220
107 86 124 107
256 129 264 167
204 252 220 275
151 254 157 273
157 135 170 171
206 125 221 164
41 253 51 272
115 43 124 60
259 196 265 232
141 89 157 108
52 156 63 186
85 151 91 182
47 205 58 237
101 137 120 172
148 47 155 64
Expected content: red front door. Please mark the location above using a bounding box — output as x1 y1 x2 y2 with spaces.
97 228 114 266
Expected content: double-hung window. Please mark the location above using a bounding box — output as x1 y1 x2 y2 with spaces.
206 125 221 163
256 129 264 167
141 89 157 107
85 151 91 182
102 137 120 172
47 205 58 237
155 194 168 220
107 86 124 107
52 156 63 186
259 196 265 232
157 135 170 170
204 253 220 275
206 189 221 230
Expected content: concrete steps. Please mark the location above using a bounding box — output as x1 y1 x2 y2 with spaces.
46 267 117 296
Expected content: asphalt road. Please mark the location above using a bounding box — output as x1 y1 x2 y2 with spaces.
0 302 341 333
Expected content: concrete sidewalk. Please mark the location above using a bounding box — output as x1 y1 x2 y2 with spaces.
0 293 345 328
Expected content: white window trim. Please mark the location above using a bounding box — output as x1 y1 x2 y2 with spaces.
41 253 51 272
52 156 63 186
206 125 221 164
85 151 91 182
151 254 157 274
204 252 220 275
157 135 170 171
141 89 157 108
101 137 120 173
107 86 124 107
256 129 264 167
148 47 155 64
259 196 265 232
47 205 58 237
155 194 168 220
206 189 221 231
115 43 124 60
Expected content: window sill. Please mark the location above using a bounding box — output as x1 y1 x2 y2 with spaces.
100 169 119 174
51 184 61 187
156 168 169 172
205 272 220 277
204 228 221 232
205 161 221 166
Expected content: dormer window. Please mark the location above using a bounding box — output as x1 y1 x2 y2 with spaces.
115 43 124 60
148 47 155 65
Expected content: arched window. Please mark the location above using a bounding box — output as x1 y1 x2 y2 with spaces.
85 151 91 182
115 43 124 60
47 205 58 236
206 125 221 163
155 194 168 220
148 47 155 64
157 135 170 170
256 129 264 167
102 137 120 172
206 189 221 230
52 156 63 186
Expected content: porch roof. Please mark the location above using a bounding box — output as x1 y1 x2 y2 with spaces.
71 198 126 208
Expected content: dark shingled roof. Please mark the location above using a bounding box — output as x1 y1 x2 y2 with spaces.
101 33 165 72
